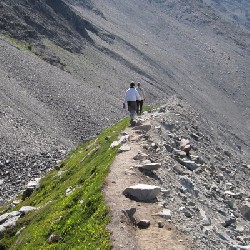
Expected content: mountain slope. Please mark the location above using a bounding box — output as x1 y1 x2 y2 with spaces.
203 0 250 29
0 0 249 203
72 0 250 147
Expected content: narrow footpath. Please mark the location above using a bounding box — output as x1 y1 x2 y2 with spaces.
104 113 192 250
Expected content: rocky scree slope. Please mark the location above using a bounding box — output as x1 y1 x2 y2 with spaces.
203 0 250 29
0 0 95 53
0 96 249 249
0 0 249 205
115 96 249 249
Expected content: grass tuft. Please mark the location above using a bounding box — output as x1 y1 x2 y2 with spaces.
0 118 129 250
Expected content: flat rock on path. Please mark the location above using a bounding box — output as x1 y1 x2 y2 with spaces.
103 118 192 250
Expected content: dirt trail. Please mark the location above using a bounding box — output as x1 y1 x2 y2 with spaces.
104 116 192 250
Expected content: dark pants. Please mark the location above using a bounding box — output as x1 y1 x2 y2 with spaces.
136 100 143 114
127 101 137 120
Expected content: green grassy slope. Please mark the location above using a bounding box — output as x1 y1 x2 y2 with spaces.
0 118 129 250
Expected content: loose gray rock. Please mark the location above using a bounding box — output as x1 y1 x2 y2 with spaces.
157 209 172 220
229 245 250 250
122 207 137 225
133 152 148 160
240 202 250 221
22 178 41 200
118 144 131 153
142 162 161 171
158 221 165 228
180 160 200 171
179 207 192 218
222 216 236 227
133 125 151 132
137 219 150 229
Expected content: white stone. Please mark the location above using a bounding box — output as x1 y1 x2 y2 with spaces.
0 225 5 234
1 216 20 229
199 209 211 226
229 245 250 250
19 206 36 214
179 159 199 171
12 200 21 205
110 141 120 148
119 144 131 153
27 178 40 189
66 187 74 196
110 135 130 149
142 159 151 165
235 225 245 233
224 191 237 197
180 138 190 149
0 211 21 224
225 182 234 189
159 209 172 219
120 135 130 143
123 184 161 202
202 225 213 235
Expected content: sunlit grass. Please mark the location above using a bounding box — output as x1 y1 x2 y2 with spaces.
0 118 129 250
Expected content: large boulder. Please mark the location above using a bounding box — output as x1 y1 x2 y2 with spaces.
123 184 161 202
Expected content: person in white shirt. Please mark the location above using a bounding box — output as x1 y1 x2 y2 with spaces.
136 82 145 114
123 82 141 125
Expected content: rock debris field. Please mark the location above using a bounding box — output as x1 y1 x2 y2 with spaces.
104 96 250 250
0 96 249 249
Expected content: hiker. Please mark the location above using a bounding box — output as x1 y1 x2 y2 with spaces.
123 82 141 125
136 82 145 115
